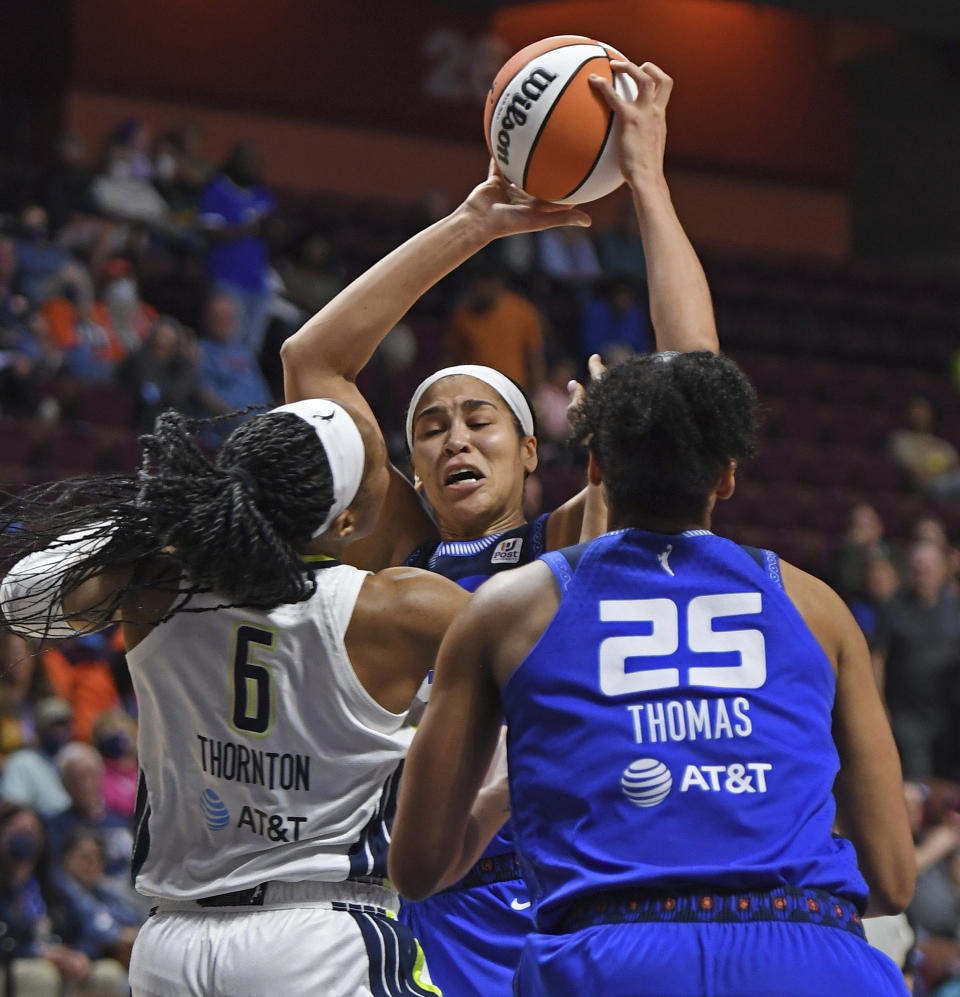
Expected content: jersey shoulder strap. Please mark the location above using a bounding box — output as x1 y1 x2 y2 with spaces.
540 540 593 596
737 544 784 591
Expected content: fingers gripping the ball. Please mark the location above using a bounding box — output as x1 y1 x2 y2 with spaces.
639 62 674 107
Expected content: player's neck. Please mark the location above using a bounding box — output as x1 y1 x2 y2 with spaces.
609 508 711 535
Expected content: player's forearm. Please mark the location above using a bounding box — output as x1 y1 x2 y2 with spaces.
282 208 490 385
629 176 718 354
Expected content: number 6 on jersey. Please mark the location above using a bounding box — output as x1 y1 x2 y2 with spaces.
231 624 276 736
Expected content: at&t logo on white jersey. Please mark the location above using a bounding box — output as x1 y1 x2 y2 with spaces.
491 537 523 565
621 758 672 807
201 788 231 830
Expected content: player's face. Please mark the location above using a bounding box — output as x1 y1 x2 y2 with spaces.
410 376 537 540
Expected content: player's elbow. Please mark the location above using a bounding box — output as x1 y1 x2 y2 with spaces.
388 846 444 903
279 330 304 370
868 857 917 915
871 874 916 916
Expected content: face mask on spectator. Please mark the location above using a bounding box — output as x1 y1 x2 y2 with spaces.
5 830 41 863
96 732 131 759
39 728 71 756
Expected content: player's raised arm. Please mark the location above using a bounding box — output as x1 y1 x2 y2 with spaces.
781 561 916 915
590 61 718 354
280 169 590 404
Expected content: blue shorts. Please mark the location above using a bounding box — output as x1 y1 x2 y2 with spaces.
400 876 533 997
515 920 909 996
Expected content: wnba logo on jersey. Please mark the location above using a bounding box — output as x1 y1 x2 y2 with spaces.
201 788 231 830
491 537 523 565
621 758 672 807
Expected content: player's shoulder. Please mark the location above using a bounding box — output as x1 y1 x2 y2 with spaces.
779 557 859 663
358 566 468 626
469 557 556 616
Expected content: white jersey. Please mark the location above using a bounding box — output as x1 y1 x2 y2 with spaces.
125 563 413 901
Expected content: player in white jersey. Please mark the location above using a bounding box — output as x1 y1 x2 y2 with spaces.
0 398 473 996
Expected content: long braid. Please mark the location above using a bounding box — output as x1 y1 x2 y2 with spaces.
0 405 338 637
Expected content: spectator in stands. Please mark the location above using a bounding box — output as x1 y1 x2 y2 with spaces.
904 780 960 995
43 264 127 381
834 502 900 604
196 292 273 418
536 225 603 285
197 142 275 356
533 354 578 449
0 698 72 818
890 395 960 502
13 206 73 308
123 314 203 429
47 744 133 888
94 257 156 354
872 541 960 781
850 554 901 643
91 710 138 821
594 198 648 279
0 633 48 759
90 124 169 228
278 233 344 317
53 829 142 969
581 275 653 362
41 632 121 746
105 119 154 183
0 803 127 996
445 268 545 392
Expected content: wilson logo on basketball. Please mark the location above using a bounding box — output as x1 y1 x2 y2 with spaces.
493 69 558 166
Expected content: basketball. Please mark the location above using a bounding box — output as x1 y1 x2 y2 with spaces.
484 35 639 204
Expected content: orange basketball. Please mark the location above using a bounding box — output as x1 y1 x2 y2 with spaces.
484 35 638 204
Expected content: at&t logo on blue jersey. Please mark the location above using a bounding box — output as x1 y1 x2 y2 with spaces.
621 758 672 807
201 788 231 830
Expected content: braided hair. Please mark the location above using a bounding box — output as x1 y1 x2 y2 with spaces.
570 352 759 523
0 406 337 632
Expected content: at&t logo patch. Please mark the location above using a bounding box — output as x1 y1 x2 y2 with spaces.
621 758 672 808
201 788 230 830
491 537 523 565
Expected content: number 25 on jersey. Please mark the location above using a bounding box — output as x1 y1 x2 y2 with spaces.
599 592 765 696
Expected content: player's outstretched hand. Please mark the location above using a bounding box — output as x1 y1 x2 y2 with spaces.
460 159 592 241
588 61 672 191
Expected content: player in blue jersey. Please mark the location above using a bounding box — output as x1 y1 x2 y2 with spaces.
390 351 916 996
281 61 719 995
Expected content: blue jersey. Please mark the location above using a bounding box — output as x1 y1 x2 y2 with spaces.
405 512 549 862
504 528 869 934
404 513 549 592
400 515 548 997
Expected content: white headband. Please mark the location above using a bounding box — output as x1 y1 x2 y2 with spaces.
405 365 535 451
272 399 365 537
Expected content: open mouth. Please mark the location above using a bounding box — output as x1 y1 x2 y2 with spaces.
445 468 484 486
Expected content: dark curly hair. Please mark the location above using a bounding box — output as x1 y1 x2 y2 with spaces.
0 406 338 637
570 352 759 524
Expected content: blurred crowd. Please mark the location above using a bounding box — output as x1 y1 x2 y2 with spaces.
0 115 959 994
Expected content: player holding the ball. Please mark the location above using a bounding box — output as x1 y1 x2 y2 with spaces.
389 351 915 997
283 58 718 996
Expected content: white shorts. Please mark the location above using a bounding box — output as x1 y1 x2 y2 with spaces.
129 882 440 997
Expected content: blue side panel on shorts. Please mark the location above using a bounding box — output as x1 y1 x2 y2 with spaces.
400 879 533 997
344 906 440 997
131 767 151 885
348 762 403 880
